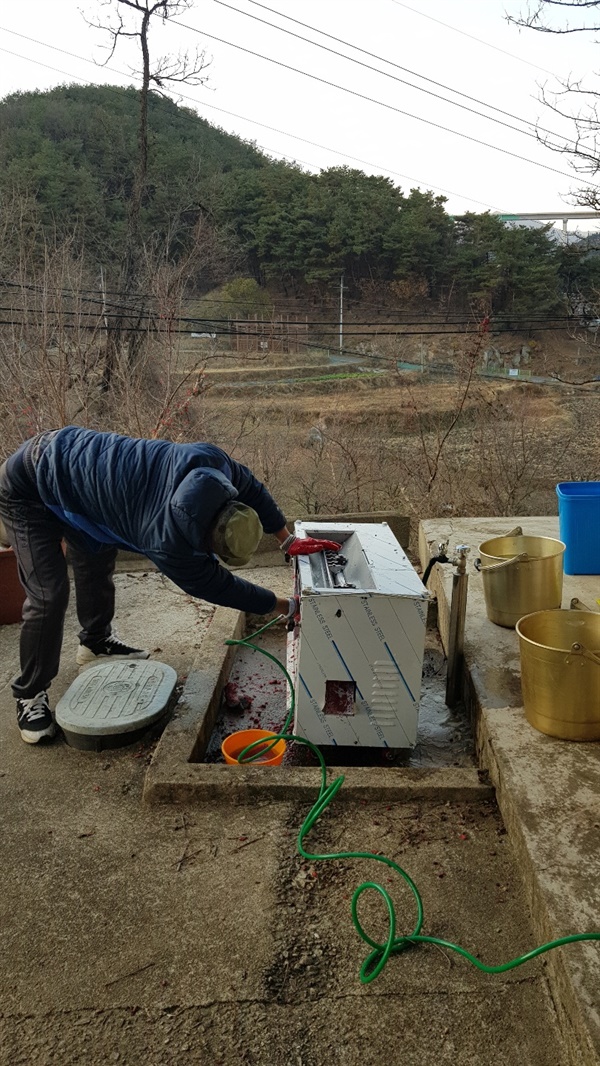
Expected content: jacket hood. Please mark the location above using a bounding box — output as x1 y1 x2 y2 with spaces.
169 467 238 550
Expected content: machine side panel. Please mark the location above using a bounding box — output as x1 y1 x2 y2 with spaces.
292 592 425 747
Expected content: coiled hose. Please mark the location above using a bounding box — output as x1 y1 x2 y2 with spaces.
226 616 600 984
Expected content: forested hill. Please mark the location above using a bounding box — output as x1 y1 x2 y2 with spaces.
2 83 600 316
0 84 268 263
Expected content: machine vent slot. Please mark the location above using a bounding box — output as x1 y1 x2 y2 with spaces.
370 661 401 723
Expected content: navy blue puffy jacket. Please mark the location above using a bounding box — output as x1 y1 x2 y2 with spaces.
33 427 286 614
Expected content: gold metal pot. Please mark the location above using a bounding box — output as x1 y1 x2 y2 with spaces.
477 528 565 628
516 609 600 740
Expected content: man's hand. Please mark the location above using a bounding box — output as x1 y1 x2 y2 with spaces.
285 537 341 556
274 595 300 627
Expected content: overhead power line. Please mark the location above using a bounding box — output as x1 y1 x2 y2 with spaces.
216 0 577 153
171 17 600 189
0 279 586 329
0 303 586 329
0 292 589 333
1 12 596 219
387 0 557 78
1 306 585 327
2 278 589 329
0 317 593 342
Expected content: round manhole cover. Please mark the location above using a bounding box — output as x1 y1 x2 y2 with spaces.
55 659 178 749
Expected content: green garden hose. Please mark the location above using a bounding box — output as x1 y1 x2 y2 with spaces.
226 618 600 984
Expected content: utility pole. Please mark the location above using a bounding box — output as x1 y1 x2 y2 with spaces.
99 266 109 333
339 272 345 353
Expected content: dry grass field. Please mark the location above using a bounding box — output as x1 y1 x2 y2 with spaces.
187 351 597 540
1 315 597 538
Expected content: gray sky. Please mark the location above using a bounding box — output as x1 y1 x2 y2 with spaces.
1 0 600 232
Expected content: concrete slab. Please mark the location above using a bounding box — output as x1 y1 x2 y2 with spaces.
419 515 600 1065
0 719 568 1066
0 526 590 1064
1 575 280 1010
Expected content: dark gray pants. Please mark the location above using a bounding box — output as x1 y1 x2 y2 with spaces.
0 463 118 701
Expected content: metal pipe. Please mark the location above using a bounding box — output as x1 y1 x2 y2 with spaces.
445 546 470 708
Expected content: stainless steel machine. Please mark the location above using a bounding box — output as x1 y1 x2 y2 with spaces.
287 521 429 748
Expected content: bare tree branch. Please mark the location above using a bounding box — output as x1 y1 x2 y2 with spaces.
506 2 600 203
85 0 209 384
508 0 600 33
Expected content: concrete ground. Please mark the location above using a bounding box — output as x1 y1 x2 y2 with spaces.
419 516 600 1066
0 533 595 1065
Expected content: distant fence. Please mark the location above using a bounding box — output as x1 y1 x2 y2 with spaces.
395 360 582 385
228 315 309 354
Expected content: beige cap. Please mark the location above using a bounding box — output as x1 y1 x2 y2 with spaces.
211 502 263 566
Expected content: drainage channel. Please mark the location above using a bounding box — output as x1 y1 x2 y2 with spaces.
203 623 475 769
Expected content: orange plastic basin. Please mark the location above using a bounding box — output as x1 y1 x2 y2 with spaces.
221 728 286 766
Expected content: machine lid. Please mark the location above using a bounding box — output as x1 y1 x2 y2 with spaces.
294 521 428 598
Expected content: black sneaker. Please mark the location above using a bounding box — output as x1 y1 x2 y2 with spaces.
16 691 56 744
76 634 150 665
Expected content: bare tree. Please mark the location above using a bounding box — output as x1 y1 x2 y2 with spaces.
89 0 210 380
0 212 107 458
508 1 600 200
0 193 227 456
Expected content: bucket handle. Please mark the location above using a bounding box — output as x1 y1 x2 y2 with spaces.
474 551 529 574
571 642 600 666
570 597 594 612
503 525 523 538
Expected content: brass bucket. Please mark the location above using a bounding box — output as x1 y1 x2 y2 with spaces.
477 529 565 628
516 610 600 740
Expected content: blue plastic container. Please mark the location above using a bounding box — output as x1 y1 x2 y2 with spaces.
556 482 600 575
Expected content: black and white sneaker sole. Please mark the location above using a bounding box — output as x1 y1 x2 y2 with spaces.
76 647 150 665
19 723 57 744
